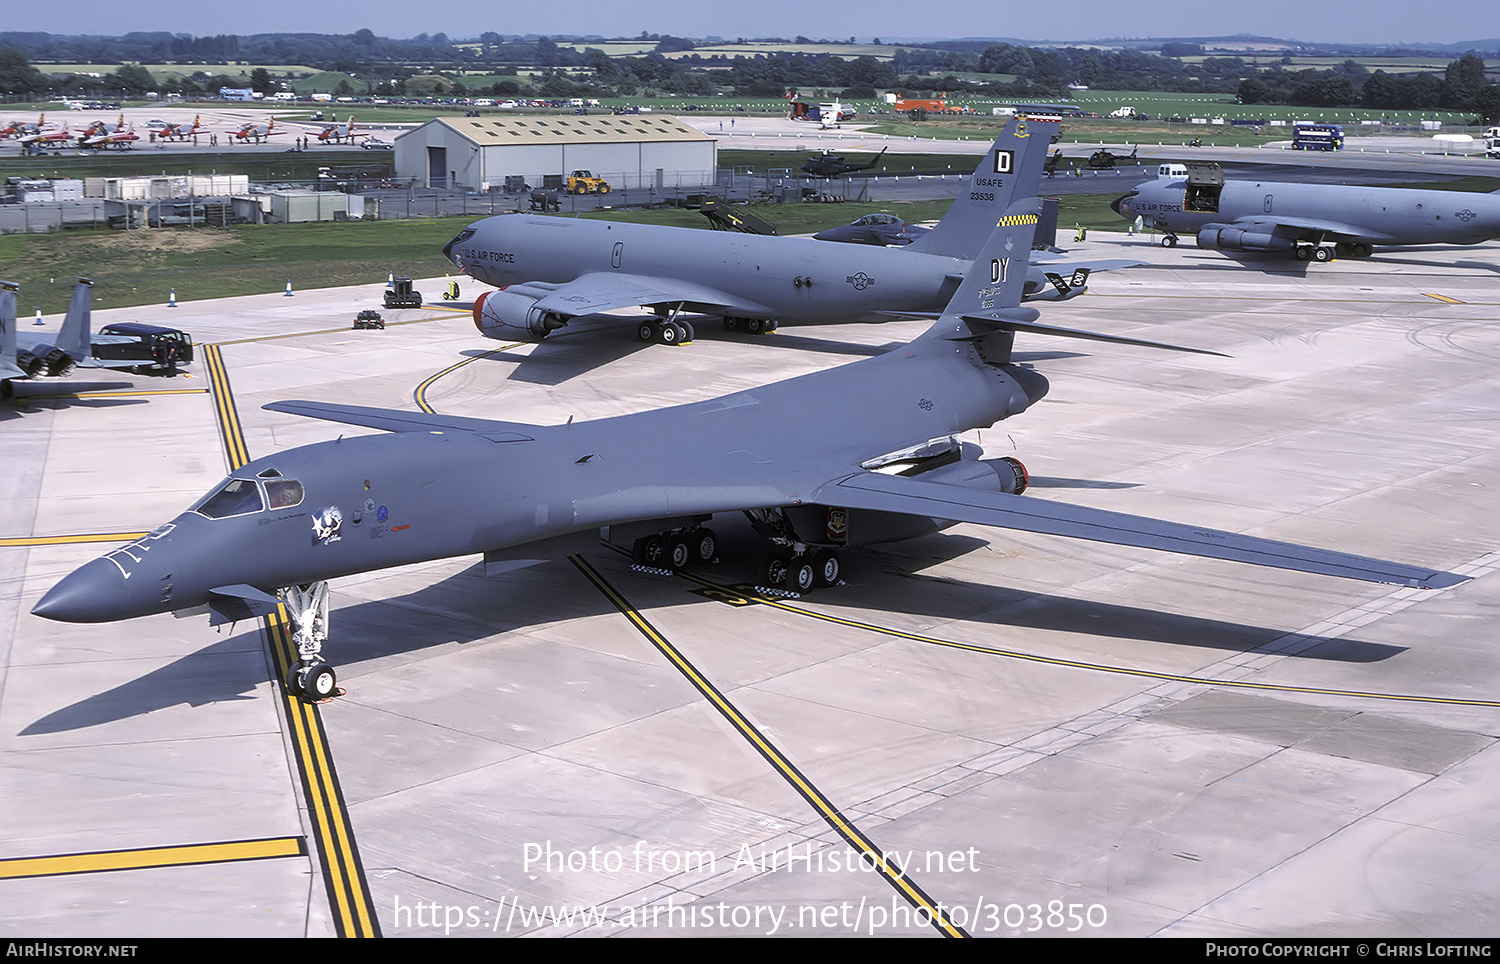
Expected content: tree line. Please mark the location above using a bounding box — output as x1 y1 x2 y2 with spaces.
0 31 1495 122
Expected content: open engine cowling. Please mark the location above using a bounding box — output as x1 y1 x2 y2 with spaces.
471 284 569 341
788 445 1031 547
919 454 1029 495
1196 224 1293 253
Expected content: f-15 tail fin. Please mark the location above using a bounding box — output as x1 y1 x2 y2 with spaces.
54 279 93 360
904 117 1055 260
1 280 17 366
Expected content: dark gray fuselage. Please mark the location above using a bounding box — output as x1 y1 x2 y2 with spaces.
35 336 1042 623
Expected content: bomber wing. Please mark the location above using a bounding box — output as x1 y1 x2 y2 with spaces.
263 400 538 441
812 471 1463 590
529 271 774 319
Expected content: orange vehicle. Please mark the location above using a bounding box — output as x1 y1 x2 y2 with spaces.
893 99 947 114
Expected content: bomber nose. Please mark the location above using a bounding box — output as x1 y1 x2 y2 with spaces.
32 557 137 623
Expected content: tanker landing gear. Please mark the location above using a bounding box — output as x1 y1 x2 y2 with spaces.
637 319 694 345
723 316 778 335
282 581 338 701
1159 234 1178 248
1294 243 1335 262
1336 242 1373 259
640 304 695 345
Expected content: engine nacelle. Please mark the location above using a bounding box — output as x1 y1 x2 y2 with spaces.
919 455 1029 495
471 286 569 341
1196 224 1294 253
30 344 75 377
792 452 1030 548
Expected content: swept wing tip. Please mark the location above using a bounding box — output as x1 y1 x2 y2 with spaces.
1414 571 1470 591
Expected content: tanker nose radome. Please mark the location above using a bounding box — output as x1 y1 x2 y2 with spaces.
443 227 475 267
1110 191 1136 217
32 557 138 623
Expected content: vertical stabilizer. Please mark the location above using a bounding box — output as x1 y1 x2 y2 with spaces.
1 281 17 364
55 279 93 359
940 198 1043 322
904 118 1055 260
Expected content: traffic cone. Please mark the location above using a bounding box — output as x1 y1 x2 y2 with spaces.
284 279 293 297
168 288 177 307
34 307 43 325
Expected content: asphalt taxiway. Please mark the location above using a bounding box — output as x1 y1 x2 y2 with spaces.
3 233 1499 937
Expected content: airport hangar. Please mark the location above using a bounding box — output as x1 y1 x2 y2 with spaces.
392 114 718 192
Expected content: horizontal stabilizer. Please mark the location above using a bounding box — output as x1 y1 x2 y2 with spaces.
956 314 1229 357
816 472 1467 590
265 400 538 441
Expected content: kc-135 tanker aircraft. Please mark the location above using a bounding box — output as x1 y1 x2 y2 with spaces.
444 119 1138 345
34 185 1463 701
1113 161 1500 261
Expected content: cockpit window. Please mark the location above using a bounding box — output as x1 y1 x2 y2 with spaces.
265 479 304 509
193 479 264 519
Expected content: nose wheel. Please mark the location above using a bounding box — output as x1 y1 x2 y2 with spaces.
282 581 341 701
295 660 338 701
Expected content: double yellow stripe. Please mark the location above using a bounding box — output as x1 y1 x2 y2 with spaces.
571 555 968 938
205 342 379 937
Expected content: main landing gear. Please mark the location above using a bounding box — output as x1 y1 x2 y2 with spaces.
1293 244 1335 262
282 582 338 701
1159 234 1178 248
722 316 778 335
629 510 846 595
633 526 718 570
637 318 695 345
762 547 841 593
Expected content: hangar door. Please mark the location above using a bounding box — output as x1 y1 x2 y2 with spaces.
427 146 447 189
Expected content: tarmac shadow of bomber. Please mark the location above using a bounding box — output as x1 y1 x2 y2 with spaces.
1113 161 1500 262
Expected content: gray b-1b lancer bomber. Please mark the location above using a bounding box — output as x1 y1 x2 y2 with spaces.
443 118 1134 346
1112 160 1500 262
34 198 1463 701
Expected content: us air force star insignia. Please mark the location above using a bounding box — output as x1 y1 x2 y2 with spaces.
1456 209 1477 222
845 272 875 289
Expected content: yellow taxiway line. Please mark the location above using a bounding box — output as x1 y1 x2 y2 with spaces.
0 837 306 881
571 554 969 939
204 343 380 938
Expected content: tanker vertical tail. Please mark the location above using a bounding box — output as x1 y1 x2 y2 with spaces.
903 117 1055 260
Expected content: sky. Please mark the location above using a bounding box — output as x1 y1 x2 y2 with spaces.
2 0 1494 48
